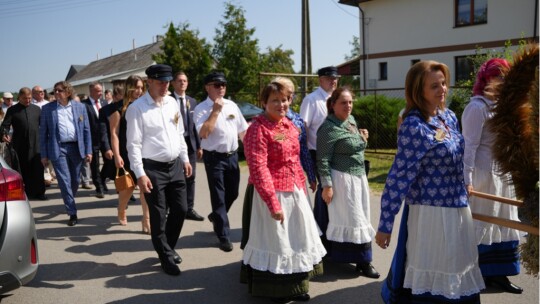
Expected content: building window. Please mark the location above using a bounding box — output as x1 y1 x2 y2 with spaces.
379 62 388 81
411 59 420 65
455 0 487 27
455 56 474 82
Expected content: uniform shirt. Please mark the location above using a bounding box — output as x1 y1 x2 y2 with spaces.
378 109 469 234
300 87 330 150
461 95 499 185
193 97 248 153
286 109 316 184
125 92 189 179
317 114 367 188
244 115 306 214
57 101 77 142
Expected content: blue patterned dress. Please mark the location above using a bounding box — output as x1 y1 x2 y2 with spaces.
379 109 484 303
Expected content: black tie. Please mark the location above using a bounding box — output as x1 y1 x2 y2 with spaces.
179 96 188 135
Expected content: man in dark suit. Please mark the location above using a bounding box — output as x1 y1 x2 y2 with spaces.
40 81 92 226
171 72 204 221
1 87 46 200
82 82 108 198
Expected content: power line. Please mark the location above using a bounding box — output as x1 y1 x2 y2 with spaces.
1 0 123 18
329 0 358 19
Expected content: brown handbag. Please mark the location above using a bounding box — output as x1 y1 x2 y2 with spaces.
114 167 135 191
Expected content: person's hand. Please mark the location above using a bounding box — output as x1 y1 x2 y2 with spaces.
212 97 224 113
85 154 92 163
137 176 153 194
322 187 333 205
114 155 124 169
309 181 317 193
375 231 392 249
104 150 113 160
2 135 10 143
466 184 474 195
197 148 203 160
184 162 192 178
271 210 284 224
359 128 369 141
41 157 49 168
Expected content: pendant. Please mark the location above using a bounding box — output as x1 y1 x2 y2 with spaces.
435 128 446 141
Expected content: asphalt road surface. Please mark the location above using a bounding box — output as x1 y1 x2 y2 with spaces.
1 164 538 304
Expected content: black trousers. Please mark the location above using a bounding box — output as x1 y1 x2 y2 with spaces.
185 152 197 210
203 150 240 242
89 148 105 192
20 152 45 198
142 157 188 259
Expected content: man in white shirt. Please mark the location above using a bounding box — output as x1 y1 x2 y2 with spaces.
193 71 248 252
126 64 192 276
31 86 49 108
2 92 17 113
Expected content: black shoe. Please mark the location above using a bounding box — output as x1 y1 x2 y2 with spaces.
356 263 380 279
30 194 48 201
160 256 180 276
129 195 136 202
96 191 105 199
208 213 214 222
291 293 310 302
186 209 204 221
103 184 109 192
173 251 182 264
68 215 78 226
219 239 233 252
270 297 289 304
485 276 523 294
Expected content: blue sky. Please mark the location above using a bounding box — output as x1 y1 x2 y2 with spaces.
0 0 359 93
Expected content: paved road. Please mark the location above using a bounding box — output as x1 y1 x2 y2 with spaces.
1 164 538 304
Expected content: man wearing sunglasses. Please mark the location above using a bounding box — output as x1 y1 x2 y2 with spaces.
193 71 248 252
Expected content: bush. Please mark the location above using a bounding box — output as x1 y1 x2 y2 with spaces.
352 94 405 149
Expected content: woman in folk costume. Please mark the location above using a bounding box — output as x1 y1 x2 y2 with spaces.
462 58 523 294
241 81 326 303
316 87 379 278
376 60 485 303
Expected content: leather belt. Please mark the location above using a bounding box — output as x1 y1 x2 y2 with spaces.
203 149 237 158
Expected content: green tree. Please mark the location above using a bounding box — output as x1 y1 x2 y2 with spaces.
345 35 360 61
213 2 260 101
153 22 213 101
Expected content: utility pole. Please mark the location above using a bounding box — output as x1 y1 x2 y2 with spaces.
301 0 312 99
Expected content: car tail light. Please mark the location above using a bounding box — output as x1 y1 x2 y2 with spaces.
30 238 37 264
0 168 26 201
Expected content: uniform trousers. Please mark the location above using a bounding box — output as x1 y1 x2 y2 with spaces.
185 151 197 211
52 142 84 216
142 157 187 260
203 150 240 242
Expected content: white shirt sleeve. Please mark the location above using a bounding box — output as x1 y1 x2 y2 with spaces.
461 100 486 185
125 102 146 179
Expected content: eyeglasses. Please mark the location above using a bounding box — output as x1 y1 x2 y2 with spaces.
35 91 44 93
212 83 226 89
54 89 65 93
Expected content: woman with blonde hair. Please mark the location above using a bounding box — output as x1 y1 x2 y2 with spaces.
109 75 151 233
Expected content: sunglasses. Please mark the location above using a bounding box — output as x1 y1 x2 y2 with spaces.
54 89 65 93
212 83 226 89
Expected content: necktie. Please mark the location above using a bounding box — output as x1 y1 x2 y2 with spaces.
179 97 188 135
95 99 101 110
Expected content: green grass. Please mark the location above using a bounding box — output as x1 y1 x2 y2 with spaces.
365 152 395 193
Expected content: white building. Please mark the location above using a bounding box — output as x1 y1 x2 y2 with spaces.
338 0 538 89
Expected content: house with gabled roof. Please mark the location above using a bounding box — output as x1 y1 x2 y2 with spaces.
66 40 163 96
338 0 538 89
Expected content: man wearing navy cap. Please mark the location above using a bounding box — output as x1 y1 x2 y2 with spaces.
126 64 192 275
193 71 248 252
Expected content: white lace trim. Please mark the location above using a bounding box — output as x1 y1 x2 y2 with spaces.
326 223 375 244
475 225 521 245
242 243 326 275
403 264 485 299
